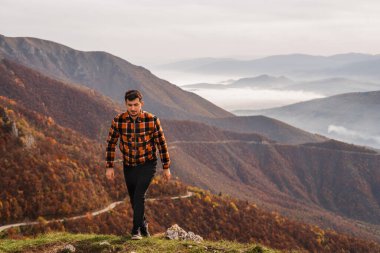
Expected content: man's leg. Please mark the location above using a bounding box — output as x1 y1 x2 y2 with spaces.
123 165 138 233
132 159 157 233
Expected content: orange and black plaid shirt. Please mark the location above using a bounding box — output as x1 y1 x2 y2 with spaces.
105 109 170 170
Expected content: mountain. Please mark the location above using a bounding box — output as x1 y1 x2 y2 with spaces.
328 52 380 63
0 34 232 120
2 36 380 243
320 58 380 79
245 90 380 149
230 74 294 89
159 53 380 80
181 82 228 90
168 124 380 239
2 34 331 147
2 59 380 244
159 54 340 76
0 34 333 146
283 77 380 96
184 76 380 102
183 76 380 95
2 82 378 251
182 75 295 90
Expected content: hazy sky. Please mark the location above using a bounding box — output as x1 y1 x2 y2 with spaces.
1 0 380 66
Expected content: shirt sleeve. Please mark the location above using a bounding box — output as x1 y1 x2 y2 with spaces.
105 116 120 169
153 116 171 170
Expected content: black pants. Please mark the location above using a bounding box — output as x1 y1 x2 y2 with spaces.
123 158 157 232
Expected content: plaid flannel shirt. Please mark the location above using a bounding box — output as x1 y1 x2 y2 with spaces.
105 109 170 170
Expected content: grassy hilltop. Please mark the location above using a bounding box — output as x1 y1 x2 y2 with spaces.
0 232 278 253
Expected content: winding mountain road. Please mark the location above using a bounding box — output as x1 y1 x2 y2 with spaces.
0 191 194 232
0 140 265 232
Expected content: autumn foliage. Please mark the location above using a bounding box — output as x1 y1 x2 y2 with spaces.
12 186 380 253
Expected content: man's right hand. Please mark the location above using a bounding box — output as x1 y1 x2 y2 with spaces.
106 168 115 181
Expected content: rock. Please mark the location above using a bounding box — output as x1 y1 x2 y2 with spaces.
99 241 111 246
11 121 18 137
58 243 76 253
187 231 203 243
165 224 203 243
165 224 187 240
21 134 35 148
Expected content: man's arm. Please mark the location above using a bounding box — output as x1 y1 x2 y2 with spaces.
153 116 170 170
105 116 120 170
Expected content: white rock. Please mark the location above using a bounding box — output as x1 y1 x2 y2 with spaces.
165 224 203 243
61 244 76 252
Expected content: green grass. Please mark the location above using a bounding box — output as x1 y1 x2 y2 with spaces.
0 232 284 253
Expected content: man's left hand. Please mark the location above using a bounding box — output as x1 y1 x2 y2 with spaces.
163 169 171 181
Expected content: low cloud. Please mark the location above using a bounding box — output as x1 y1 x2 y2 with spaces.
184 87 324 110
328 125 380 145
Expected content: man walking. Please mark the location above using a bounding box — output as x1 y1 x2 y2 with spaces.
105 89 171 240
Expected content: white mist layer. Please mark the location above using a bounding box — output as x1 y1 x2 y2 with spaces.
183 87 324 111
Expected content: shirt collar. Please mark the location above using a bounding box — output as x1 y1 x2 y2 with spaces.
125 109 144 123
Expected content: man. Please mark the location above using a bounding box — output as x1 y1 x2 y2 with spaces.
105 89 171 240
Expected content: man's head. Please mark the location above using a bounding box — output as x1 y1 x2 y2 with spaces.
125 90 144 118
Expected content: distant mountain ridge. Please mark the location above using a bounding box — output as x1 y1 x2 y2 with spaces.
160 53 380 80
284 77 380 96
231 74 293 88
183 74 380 96
182 74 294 89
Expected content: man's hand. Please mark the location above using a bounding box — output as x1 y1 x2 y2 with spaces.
106 168 115 181
163 169 171 181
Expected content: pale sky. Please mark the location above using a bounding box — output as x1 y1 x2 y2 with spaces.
1 0 380 66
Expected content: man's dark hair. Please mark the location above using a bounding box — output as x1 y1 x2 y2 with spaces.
125 90 143 102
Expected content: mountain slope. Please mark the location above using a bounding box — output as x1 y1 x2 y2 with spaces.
169 129 380 223
0 58 121 141
2 99 378 251
196 115 327 145
5 184 380 253
0 96 127 223
0 34 232 120
248 90 380 149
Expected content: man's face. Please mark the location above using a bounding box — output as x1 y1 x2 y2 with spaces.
125 98 144 117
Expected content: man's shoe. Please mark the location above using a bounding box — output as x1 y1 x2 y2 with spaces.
131 232 142 240
131 228 143 240
141 223 150 237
